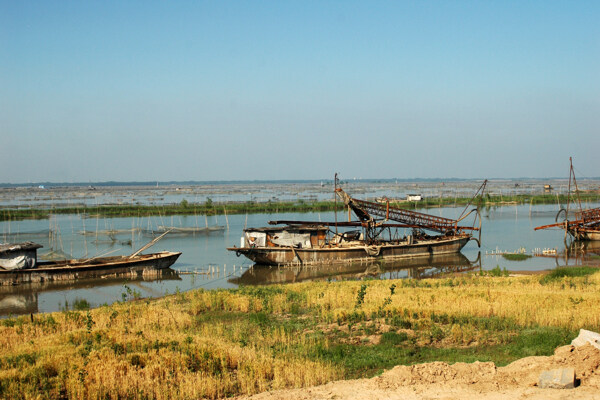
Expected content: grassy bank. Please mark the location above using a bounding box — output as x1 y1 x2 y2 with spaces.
2 192 600 221
1 269 600 399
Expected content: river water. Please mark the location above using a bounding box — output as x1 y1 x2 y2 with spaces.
1 201 599 317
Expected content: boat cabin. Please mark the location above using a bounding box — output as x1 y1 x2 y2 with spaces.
407 194 423 202
242 226 328 249
0 242 43 271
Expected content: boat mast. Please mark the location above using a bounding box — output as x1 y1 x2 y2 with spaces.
570 157 583 213
334 173 338 238
565 157 583 241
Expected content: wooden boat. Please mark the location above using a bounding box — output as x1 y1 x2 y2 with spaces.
228 177 487 266
230 225 472 266
0 242 181 286
535 158 600 241
142 225 225 237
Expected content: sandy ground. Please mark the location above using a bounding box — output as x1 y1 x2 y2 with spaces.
238 344 600 400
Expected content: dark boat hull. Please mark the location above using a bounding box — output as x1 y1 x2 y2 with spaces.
568 228 600 241
230 235 471 266
0 252 181 286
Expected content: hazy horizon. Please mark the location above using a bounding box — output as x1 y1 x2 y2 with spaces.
2 175 599 188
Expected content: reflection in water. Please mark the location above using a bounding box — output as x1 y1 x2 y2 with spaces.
516 240 600 269
560 240 600 267
0 293 38 315
0 268 181 316
229 253 480 286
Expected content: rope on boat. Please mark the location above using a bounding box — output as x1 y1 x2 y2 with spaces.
364 245 381 257
289 246 303 265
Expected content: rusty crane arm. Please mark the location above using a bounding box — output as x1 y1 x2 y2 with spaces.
534 158 600 233
335 187 479 234
535 207 600 231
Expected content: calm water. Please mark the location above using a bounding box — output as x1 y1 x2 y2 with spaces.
1 202 599 316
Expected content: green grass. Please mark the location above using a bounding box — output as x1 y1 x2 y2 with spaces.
539 266 599 284
481 265 509 276
502 253 533 261
0 200 345 221
304 325 575 378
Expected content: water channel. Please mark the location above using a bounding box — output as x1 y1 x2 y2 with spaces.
1 201 599 317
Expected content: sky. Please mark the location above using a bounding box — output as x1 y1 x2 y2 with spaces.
1 1 599 183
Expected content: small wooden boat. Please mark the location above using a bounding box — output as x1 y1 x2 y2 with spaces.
0 242 181 286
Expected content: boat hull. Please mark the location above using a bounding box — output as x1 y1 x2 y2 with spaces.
0 252 181 286
230 235 471 266
569 228 600 241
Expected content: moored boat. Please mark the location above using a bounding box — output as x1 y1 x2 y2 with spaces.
228 177 486 266
535 158 600 241
230 225 471 266
0 242 181 286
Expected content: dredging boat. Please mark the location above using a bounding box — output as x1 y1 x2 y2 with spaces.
0 237 181 286
535 158 600 241
228 177 486 266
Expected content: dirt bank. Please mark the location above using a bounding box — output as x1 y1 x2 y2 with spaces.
240 344 600 399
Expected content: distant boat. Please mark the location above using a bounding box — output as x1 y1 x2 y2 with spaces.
0 242 181 286
142 225 225 237
78 228 141 236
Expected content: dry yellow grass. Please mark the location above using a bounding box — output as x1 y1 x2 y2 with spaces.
296 273 600 330
1 271 599 399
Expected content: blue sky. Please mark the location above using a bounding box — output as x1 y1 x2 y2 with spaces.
1 1 598 183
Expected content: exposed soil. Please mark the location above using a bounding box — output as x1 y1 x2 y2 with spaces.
238 344 600 399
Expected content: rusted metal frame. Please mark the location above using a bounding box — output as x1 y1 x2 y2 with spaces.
535 219 588 231
457 180 488 220
535 210 600 231
334 188 369 221
267 220 479 231
535 159 599 233
349 197 457 233
570 157 583 214
575 207 600 223
334 187 483 234
370 225 388 242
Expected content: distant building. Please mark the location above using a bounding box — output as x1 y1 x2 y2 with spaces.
407 194 422 202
